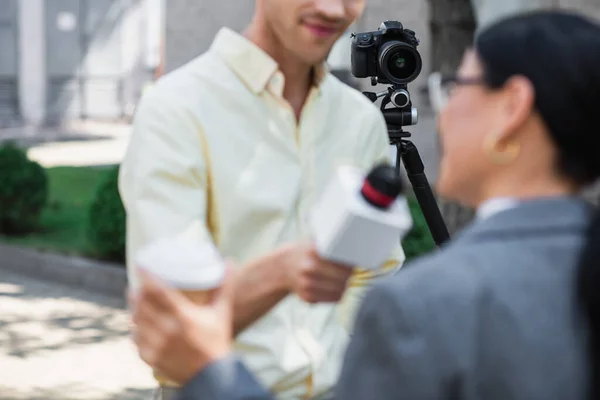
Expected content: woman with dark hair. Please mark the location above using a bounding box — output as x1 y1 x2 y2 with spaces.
129 9 600 400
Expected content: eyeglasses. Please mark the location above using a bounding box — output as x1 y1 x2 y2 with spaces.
428 72 485 113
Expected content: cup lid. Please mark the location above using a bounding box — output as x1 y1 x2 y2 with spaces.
135 237 225 290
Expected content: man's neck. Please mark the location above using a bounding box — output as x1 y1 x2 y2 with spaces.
244 21 314 118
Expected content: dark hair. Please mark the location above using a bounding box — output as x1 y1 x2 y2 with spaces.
475 11 600 399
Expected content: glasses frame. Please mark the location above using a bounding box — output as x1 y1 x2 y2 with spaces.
428 72 485 112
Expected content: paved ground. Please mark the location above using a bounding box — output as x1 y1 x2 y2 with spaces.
0 121 131 168
0 270 155 400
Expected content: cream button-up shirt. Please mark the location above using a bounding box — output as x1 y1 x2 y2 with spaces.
119 27 405 399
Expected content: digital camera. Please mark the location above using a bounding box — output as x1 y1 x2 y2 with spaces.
351 21 422 85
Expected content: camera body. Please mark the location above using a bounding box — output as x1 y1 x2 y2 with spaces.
351 21 422 85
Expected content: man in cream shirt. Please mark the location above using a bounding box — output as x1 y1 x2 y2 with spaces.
119 0 405 399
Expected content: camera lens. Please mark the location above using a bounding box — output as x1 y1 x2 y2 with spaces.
390 53 411 74
378 41 422 84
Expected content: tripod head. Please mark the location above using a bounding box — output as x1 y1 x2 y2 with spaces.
362 83 418 145
363 83 451 247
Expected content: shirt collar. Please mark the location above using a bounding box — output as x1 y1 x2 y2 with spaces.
210 27 328 96
476 197 520 220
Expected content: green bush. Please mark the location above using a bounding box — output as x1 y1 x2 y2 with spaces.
402 196 436 262
87 166 126 263
0 142 49 235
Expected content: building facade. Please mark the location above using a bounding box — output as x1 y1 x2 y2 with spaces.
0 0 162 127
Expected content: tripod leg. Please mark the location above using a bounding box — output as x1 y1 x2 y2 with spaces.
395 143 402 176
400 141 451 247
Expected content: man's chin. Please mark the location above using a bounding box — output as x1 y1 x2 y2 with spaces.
296 35 338 61
296 52 330 68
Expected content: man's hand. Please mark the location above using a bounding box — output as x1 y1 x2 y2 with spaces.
278 242 354 304
231 242 354 335
129 265 235 385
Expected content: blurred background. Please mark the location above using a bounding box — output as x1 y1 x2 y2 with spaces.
0 0 599 399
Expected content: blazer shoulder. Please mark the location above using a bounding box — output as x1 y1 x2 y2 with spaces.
356 247 492 368
376 246 491 314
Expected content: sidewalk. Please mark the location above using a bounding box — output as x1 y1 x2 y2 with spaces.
0 120 131 168
0 270 155 400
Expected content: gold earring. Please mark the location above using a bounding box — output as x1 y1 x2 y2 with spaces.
483 134 521 165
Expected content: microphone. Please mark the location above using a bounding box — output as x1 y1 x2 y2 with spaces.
309 163 413 269
360 164 404 209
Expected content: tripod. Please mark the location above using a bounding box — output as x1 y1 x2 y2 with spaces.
364 85 451 247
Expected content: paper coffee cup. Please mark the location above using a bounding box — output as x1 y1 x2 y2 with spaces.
135 236 226 388
135 236 225 305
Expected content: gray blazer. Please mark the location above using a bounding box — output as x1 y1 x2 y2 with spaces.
175 196 592 400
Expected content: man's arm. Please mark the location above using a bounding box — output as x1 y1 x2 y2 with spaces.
232 243 354 335
174 356 274 400
119 85 214 291
231 251 289 335
121 86 286 329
